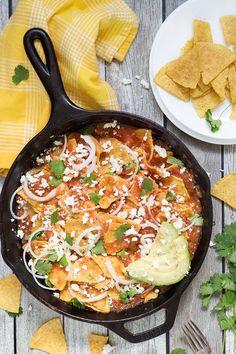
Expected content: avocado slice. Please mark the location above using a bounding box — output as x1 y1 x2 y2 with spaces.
125 222 190 286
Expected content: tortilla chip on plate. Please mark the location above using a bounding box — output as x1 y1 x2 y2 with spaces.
154 65 190 101
181 38 194 55
211 67 229 100
0 274 21 313
211 173 236 209
196 42 236 84
192 89 223 117
228 71 236 104
166 48 200 89
220 16 236 46
193 19 213 44
190 85 210 99
89 333 108 354
29 318 68 354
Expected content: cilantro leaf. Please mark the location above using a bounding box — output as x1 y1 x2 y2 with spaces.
50 160 65 178
171 349 187 354
91 240 106 255
48 251 58 262
32 230 43 240
6 306 23 317
189 214 203 226
80 174 96 185
90 192 101 205
117 249 126 257
35 260 52 275
140 178 154 196
65 234 74 246
44 277 54 288
59 255 68 267
50 210 59 225
215 222 236 264
48 176 62 187
80 126 95 135
123 162 133 169
167 156 184 168
166 191 176 201
71 298 86 309
12 65 29 85
115 224 130 241
205 109 222 133
119 288 137 304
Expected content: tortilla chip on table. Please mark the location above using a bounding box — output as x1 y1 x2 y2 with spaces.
89 333 109 354
211 173 236 209
0 274 22 313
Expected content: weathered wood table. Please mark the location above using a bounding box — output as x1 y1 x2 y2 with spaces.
0 0 233 353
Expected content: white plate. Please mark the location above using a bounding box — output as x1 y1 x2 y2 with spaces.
149 0 236 145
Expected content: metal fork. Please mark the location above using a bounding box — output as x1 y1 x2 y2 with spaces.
183 320 211 353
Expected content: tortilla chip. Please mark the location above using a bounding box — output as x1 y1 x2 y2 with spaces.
211 173 236 209
154 65 190 101
144 290 158 303
161 176 190 200
49 263 67 291
181 38 194 55
231 104 236 119
192 89 223 117
198 77 212 92
60 288 73 302
190 85 210 98
29 318 68 354
228 71 236 104
98 175 130 209
221 16 236 46
0 274 21 313
67 257 103 283
92 255 126 278
196 42 236 84
193 19 213 43
211 67 229 100
89 334 108 354
166 48 200 89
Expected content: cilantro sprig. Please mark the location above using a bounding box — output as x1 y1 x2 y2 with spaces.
166 191 176 201
50 160 65 178
91 240 106 255
115 224 130 241
205 109 221 133
140 178 154 197
167 156 184 168
50 210 59 224
71 298 86 309
199 222 236 346
119 288 137 304
90 192 101 205
80 174 96 185
170 349 187 354
6 306 23 318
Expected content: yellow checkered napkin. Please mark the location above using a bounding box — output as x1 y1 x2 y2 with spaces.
0 0 138 173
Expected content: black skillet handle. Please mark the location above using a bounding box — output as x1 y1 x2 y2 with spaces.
23 28 68 106
105 296 180 343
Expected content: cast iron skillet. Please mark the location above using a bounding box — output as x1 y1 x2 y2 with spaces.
0 28 212 343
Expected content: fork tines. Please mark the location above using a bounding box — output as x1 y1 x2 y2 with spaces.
183 320 210 353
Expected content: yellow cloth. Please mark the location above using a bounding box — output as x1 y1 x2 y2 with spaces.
0 0 138 173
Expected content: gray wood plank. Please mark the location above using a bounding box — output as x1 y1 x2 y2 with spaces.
163 1 223 353
105 0 167 352
0 1 16 354
223 145 236 354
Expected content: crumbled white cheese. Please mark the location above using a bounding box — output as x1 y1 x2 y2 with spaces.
154 145 167 158
71 284 80 291
17 230 24 239
125 225 137 236
140 79 149 89
104 121 117 129
82 212 90 224
122 78 132 85
53 292 60 298
135 75 141 80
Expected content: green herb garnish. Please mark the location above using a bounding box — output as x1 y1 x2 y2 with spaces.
119 288 137 304
117 249 126 257
50 210 59 225
71 298 85 309
34 260 52 275
166 191 176 201
80 126 95 135
44 277 54 288
123 162 133 169
189 214 204 226
167 156 184 168
65 234 74 246
114 225 130 241
50 160 65 178
90 192 101 205
59 255 68 267
171 349 187 354
205 109 222 133
32 230 43 240
6 306 23 317
80 174 96 185
48 251 58 262
91 240 106 255
48 176 62 187
12 65 29 85
140 178 154 196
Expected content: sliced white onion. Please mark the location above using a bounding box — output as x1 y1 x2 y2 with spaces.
30 252 57 290
73 135 96 171
141 221 159 231
10 186 28 220
111 197 125 216
23 245 45 279
179 220 196 233
123 145 139 181
23 177 57 202
68 286 108 303
75 205 100 213
105 260 137 285
86 158 97 174
146 195 159 226
32 271 57 291
73 226 101 256
140 234 155 245
59 134 67 158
